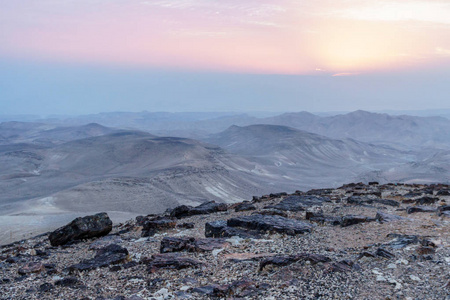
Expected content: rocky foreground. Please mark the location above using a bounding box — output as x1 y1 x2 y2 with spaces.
1 182 449 299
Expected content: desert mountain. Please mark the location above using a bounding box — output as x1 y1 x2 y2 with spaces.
205 124 412 188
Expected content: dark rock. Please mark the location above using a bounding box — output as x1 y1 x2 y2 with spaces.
269 192 288 198
347 196 399 207
177 222 195 229
6 257 20 264
55 277 82 288
340 215 373 227
160 237 195 253
406 206 437 214
376 248 395 259
369 181 379 185
48 213 112 246
436 190 450 196
306 212 342 226
142 216 176 237
69 244 129 272
438 206 450 216
146 253 203 273
160 237 229 253
259 254 330 271
376 211 409 223
169 201 227 219
415 197 439 205
234 201 256 212
18 262 45 275
205 220 261 239
265 195 324 212
386 234 419 249
39 283 54 292
256 209 288 218
1 278 11 284
228 214 313 235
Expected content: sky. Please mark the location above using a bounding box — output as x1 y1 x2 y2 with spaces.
1 0 450 115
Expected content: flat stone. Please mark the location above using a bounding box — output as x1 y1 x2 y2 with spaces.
415 197 439 205
69 244 129 272
146 253 203 273
205 220 261 239
386 234 419 249
169 201 227 219
142 217 176 237
160 237 229 253
48 212 112 246
259 254 331 271
406 206 437 214
227 214 313 235
264 195 324 212
234 201 256 212
340 215 374 227
376 211 409 223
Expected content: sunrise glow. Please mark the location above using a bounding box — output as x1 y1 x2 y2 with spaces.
1 1 450 75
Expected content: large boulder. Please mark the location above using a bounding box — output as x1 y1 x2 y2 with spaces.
48 212 112 246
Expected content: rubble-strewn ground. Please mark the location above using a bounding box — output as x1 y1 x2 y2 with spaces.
1 182 449 299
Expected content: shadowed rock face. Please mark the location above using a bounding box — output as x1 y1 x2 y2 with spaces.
48 212 112 246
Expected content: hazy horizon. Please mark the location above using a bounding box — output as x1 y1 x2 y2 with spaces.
1 1 450 115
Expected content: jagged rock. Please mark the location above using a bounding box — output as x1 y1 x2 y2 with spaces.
376 211 409 223
48 213 112 246
205 220 261 239
438 206 450 217
265 195 324 211
347 196 399 207
415 197 439 205
160 237 195 253
142 217 176 237
234 201 256 212
228 214 313 235
406 206 437 214
146 253 203 273
18 262 45 275
259 254 331 271
436 190 450 196
169 201 227 219
386 234 419 249
160 237 229 253
69 244 129 272
340 215 374 227
376 248 395 259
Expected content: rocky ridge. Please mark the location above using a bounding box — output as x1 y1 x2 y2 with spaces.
0 182 449 299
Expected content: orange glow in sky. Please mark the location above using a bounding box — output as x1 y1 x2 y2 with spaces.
1 0 450 75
